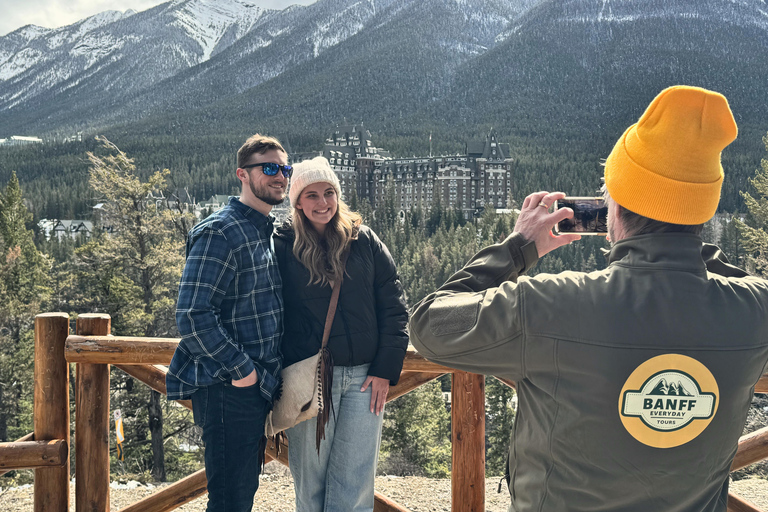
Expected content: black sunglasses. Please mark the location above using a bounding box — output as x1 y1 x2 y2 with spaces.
241 162 293 178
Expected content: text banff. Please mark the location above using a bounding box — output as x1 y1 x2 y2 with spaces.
643 398 697 411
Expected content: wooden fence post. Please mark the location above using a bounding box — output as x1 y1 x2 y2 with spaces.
451 371 485 512
34 312 70 512
75 314 111 512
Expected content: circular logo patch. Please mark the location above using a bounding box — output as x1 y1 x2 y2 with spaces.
619 354 718 448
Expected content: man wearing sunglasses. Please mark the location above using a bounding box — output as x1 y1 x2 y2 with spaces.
167 134 290 512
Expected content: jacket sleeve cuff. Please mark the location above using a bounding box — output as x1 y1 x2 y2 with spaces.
229 356 255 381
506 233 539 274
257 366 279 400
368 347 406 386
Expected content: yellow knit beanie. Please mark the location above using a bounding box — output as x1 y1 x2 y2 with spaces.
604 85 738 225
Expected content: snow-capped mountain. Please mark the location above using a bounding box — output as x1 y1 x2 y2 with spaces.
4 0 768 224
0 0 526 135
2 0 768 144
0 11 131 84
449 0 768 128
165 0 269 62
0 0 272 112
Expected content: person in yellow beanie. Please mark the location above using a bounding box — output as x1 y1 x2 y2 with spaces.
409 85 768 512
604 84 738 235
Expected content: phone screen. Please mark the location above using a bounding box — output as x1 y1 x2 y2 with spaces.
554 197 608 235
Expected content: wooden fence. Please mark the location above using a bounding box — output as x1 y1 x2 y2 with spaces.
1 312 767 511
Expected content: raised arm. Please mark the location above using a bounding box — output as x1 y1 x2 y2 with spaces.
408 191 579 378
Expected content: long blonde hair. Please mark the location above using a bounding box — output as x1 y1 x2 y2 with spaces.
292 199 362 286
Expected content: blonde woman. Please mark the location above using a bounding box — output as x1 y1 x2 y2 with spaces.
273 156 408 512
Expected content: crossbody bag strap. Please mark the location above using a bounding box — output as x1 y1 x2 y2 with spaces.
320 248 350 349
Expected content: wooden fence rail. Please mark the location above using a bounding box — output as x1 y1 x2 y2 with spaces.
0 440 67 471
63 323 473 512
0 432 34 477
0 314 765 512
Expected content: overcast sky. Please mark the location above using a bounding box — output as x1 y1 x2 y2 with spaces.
0 0 316 37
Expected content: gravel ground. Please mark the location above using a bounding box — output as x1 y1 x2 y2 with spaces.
1 463 767 511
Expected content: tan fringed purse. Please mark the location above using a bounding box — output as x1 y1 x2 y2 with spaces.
265 251 348 451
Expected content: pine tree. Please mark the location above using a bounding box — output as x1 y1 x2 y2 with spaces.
736 132 768 276
76 137 195 481
379 380 451 477
731 131 768 480
0 172 50 444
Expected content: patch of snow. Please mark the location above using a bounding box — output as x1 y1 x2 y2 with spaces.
110 480 145 489
244 38 273 52
76 11 126 36
46 32 68 50
440 40 488 56
11 25 51 42
178 442 200 452
171 0 266 62
70 34 124 69
0 47 45 80
0 483 33 492
44 10 127 50
311 1 374 57
597 0 609 22
55 61 111 93
268 27 289 38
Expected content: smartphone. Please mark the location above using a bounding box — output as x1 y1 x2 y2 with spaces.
554 197 608 235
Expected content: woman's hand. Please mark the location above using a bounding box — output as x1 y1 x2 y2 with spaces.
361 375 389 416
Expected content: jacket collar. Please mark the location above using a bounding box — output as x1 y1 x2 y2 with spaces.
229 197 275 233
274 220 295 241
607 233 706 273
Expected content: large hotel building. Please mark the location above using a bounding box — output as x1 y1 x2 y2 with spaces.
293 124 514 218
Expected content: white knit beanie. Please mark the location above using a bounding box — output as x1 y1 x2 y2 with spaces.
288 156 342 206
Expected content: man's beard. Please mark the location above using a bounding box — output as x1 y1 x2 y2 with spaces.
250 179 285 206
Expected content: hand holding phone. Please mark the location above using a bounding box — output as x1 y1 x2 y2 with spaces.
554 197 608 235
514 191 582 258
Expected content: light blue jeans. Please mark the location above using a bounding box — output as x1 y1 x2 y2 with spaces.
286 364 384 512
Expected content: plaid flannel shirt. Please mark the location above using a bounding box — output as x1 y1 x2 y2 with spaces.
166 197 283 401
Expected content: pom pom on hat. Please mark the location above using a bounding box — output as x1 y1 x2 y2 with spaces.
604 85 738 225
288 156 342 207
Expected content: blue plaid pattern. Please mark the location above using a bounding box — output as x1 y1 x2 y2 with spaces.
166 197 283 401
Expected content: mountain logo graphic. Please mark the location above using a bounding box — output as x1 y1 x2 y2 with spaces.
619 355 719 449
648 378 693 397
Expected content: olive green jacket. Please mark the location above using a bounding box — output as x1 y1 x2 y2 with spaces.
409 232 768 512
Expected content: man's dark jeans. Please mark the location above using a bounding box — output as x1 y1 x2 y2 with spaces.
192 381 269 512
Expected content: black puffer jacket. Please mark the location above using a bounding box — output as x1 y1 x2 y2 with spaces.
274 224 408 384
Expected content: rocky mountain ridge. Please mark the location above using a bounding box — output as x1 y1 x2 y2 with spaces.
1 0 767 157
0 0 528 135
